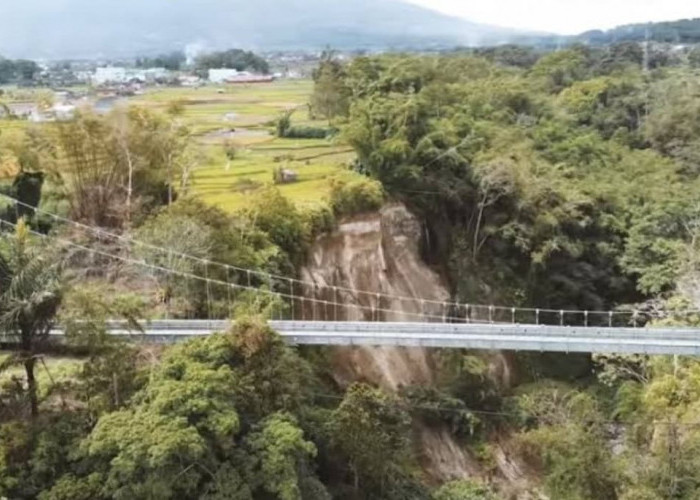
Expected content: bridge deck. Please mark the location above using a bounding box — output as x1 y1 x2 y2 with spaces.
56 320 700 355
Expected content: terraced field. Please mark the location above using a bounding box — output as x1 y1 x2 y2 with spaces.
1 80 357 212
133 80 358 212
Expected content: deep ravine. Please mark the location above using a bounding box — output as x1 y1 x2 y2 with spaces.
301 203 532 491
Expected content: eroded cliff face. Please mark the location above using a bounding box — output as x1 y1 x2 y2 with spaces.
302 204 480 482
302 204 538 493
302 204 449 389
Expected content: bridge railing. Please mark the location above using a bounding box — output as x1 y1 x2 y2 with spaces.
0 196 690 329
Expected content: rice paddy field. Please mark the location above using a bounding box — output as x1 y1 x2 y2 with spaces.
0 80 359 212
132 80 358 212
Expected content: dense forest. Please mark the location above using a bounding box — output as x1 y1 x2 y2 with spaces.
194 49 271 76
520 17 700 47
0 57 40 85
316 44 700 310
3 40 700 498
135 51 187 71
309 43 700 498
579 17 700 44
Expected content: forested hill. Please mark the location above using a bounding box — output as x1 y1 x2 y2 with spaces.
315 45 700 313
521 17 700 47
579 18 700 44
6 40 700 499
0 0 518 59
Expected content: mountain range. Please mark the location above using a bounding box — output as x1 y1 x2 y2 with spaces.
516 17 700 47
4 1 698 61
0 0 520 59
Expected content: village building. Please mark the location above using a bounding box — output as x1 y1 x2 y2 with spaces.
208 68 274 84
93 67 171 85
208 68 241 83
93 67 128 85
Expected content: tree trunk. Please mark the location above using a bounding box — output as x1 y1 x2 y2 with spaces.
112 371 120 407
167 151 175 206
24 356 38 418
472 198 486 262
125 147 134 229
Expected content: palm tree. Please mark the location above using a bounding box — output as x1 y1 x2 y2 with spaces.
0 219 63 417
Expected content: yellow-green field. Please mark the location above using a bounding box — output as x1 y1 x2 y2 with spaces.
1 80 359 212
133 80 358 212
191 139 356 211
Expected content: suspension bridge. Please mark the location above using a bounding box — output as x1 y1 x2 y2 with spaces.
4 193 700 355
59 319 700 355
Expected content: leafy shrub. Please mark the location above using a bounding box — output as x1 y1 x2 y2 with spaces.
276 110 293 137
511 383 618 500
166 99 186 116
400 386 481 439
283 126 336 139
328 176 384 217
241 186 309 266
223 140 238 160
303 204 336 238
134 198 292 317
231 178 262 193
329 383 412 492
274 109 336 138
432 480 496 500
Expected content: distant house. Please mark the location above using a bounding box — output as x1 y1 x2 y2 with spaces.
93 67 171 86
208 68 241 83
143 67 169 82
94 67 128 85
7 102 36 119
280 169 298 183
274 168 298 184
74 71 93 84
179 75 202 87
208 69 274 84
51 104 76 121
29 103 76 123
224 72 274 84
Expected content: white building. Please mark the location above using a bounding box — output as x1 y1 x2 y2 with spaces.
93 67 129 85
51 104 77 121
208 68 240 83
179 75 202 87
143 67 169 82
29 104 76 123
92 66 172 85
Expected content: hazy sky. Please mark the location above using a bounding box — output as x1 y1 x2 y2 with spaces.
407 0 700 34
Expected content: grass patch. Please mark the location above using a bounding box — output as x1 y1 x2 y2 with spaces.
190 142 357 211
230 178 264 193
0 352 84 400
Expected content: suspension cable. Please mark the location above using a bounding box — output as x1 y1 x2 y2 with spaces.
0 218 484 323
0 192 665 319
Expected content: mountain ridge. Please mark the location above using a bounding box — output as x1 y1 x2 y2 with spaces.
517 17 700 47
0 0 520 59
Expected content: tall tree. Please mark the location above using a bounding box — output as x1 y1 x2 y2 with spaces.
135 51 185 71
690 47 700 68
0 219 63 417
195 49 269 76
329 383 411 492
311 51 350 124
54 108 193 227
